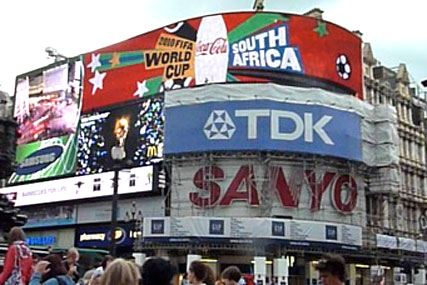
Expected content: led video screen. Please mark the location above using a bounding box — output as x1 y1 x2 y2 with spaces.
82 12 362 112
77 94 163 175
9 59 83 184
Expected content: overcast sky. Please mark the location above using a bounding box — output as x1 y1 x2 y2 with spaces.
1 0 426 95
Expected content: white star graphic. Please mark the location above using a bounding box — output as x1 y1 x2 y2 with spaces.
87 53 101 73
89 71 106 95
134 80 149 97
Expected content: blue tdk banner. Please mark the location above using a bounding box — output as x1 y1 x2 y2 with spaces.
164 100 362 161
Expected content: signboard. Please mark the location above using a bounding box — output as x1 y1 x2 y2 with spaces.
171 160 366 226
10 59 83 184
76 224 140 248
82 12 362 112
143 217 362 249
26 235 56 246
0 165 154 206
77 95 163 174
165 99 362 161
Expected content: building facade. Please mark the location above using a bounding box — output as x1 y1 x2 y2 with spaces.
0 9 426 285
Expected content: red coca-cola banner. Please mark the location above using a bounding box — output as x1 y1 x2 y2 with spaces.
82 12 362 112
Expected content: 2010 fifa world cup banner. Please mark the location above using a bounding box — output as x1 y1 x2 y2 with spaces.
82 12 362 112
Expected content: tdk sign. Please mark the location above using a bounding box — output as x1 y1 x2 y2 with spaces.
164 100 362 161
204 109 333 145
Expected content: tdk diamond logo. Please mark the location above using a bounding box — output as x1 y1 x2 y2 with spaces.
204 110 236 140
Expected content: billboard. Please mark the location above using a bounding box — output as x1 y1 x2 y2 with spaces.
10 59 83 184
143 216 362 249
171 159 366 227
164 98 362 162
77 95 163 175
0 165 154 206
82 12 362 112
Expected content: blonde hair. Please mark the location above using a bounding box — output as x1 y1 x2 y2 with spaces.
101 258 140 285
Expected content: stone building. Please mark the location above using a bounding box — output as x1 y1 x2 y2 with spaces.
363 42 426 258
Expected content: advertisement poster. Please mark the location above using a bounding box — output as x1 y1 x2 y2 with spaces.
1 165 154 206
164 96 362 161
10 59 83 184
77 95 163 174
143 217 362 248
82 12 362 112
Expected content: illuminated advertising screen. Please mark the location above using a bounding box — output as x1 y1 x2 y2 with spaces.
1 165 154 206
82 12 362 112
9 59 83 184
77 95 163 175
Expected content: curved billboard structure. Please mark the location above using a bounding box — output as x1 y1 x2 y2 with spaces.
82 12 362 112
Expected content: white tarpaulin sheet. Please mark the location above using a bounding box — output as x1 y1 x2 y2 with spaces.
376 234 398 249
143 216 363 246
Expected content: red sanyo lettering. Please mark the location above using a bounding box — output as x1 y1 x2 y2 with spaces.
196 38 227 56
305 170 336 211
332 175 358 213
190 166 224 207
188 166 358 213
219 165 259 206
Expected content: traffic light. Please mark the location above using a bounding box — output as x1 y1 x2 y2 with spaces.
0 194 27 232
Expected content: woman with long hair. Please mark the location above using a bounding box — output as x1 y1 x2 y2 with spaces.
29 254 74 285
0 227 33 285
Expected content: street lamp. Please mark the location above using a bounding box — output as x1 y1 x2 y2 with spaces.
110 146 126 257
124 201 143 252
45 47 67 62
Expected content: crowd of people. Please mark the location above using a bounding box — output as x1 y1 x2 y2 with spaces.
0 227 346 285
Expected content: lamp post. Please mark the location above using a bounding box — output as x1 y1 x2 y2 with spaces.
45 47 67 62
125 201 143 252
110 146 126 257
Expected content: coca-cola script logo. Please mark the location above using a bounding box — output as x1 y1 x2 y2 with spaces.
196 38 227 56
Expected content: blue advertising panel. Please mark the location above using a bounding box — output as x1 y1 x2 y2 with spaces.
164 100 362 161
76 224 138 248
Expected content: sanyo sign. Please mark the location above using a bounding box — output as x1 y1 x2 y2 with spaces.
165 100 362 161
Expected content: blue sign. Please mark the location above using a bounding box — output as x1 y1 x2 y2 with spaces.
165 100 362 161
26 236 56 246
209 220 225 235
325 225 338 240
76 225 134 248
151 219 165 234
272 221 285 237
16 145 63 175
229 24 304 73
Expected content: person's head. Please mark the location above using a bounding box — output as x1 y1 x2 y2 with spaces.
314 254 346 285
81 269 95 285
66 247 80 265
204 265 215 285
41 254 67 282
221 266 242 285
7 227 26 245
188 261 208 284
141 257 177 285
101 255 114 270
101 258 140 285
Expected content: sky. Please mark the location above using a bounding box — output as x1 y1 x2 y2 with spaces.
0 0 426 96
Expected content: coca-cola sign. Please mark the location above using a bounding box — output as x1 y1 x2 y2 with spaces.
196 38 228 56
